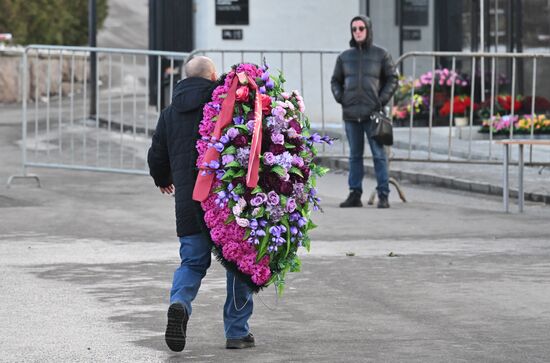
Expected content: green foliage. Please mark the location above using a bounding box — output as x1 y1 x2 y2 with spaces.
0 0 108 45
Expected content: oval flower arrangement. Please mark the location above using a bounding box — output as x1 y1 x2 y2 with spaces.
192 63 331 293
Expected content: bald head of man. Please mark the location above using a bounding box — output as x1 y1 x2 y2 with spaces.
184 56 217 81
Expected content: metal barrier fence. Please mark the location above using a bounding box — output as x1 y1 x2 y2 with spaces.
9 46 550 186
393 51 550 165
9 45 189 185
190 49 550 166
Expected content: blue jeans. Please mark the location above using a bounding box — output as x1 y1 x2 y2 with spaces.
344 120 390 197
170 233 254 339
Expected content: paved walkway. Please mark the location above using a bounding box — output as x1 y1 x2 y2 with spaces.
2 107 550 361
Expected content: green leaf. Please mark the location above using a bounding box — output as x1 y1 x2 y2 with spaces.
242 104 251 114
256 229 270 262
234 169 246 178
281 217 291 259
290 255 301 272
225 160 241 168
316 166 330 177
284 143 296 149
233 183 245 195
221 169 236 181
222 145 237 155
251 185 263 194
302 236 311 252
253 205 265 218
289 167 303 178
271 165 286 176
307 219 317 231
224 214 235 224
276 279 285 296
234 124 249 132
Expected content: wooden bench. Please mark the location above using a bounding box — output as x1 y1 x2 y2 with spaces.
496 139 550 212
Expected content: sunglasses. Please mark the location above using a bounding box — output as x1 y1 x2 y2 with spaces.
352 26 366 32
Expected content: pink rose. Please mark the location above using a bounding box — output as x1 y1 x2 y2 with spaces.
236 86 250 102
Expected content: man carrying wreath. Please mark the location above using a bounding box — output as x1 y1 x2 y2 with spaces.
148 56 255 352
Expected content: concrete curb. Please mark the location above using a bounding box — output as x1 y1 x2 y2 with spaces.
317 156 550 205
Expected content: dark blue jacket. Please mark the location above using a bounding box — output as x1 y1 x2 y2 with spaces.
148 77 216 236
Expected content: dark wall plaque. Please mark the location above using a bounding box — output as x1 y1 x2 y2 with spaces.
222 29 243 40
402 28 421 41
396 0 429 27
216 0 249 25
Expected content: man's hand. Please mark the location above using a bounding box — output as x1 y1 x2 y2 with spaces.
159 184 175 195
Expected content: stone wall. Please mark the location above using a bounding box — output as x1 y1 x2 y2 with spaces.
0 52 23 102
0 51 89 103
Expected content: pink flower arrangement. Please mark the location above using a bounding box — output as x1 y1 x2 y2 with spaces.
196 63 332 293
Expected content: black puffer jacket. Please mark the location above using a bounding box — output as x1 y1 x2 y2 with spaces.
331 15 398 122
148 77 216 237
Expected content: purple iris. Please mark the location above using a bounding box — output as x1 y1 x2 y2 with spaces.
261 72 270 82
266 79 275 89
290 212 301 222
297 217 307 227
220 135 230 144
259 86 267 94
290 226 298 235
214 142 224 152
233 115 244 125
207 160 220 169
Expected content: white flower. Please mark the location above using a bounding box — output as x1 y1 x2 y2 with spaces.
236 217 250 227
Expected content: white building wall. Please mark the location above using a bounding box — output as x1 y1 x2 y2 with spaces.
370 0 435 77
194 0 360 50
192 1 435 124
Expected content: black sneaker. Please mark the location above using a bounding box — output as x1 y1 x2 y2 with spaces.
339 190 363 208
226 333 255 349
165 303 189 352
377 196 390 209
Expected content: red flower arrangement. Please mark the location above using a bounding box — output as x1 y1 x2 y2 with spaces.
497 95 522 112
439 95 476 117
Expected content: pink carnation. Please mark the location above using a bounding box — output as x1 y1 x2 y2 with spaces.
236 253 256 274
210 226 226 245
222 242 242 262
199 121 215 136
251 265 271 285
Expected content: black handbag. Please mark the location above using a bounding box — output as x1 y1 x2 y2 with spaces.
370 111 393 146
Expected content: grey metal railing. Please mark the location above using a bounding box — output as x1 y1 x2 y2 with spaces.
393 51 550 166
8 47 550 186
8 45 189 185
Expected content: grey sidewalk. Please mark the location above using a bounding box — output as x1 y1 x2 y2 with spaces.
2 109 550 361
315 124 550 205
